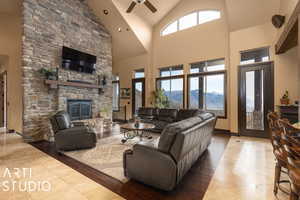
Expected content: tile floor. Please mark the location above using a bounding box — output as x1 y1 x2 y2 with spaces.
0 131 291 200
203 136 289 200
0 132 124 200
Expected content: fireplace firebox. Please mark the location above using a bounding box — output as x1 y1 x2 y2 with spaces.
67 99 92 121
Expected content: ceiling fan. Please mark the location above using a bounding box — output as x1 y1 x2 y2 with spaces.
126 0 157 13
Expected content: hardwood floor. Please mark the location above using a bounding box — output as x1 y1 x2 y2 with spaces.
30 127 230 200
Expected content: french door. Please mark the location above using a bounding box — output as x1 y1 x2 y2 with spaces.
132 78 145 117
238 62 274 138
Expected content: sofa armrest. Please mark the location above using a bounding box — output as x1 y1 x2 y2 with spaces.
124 142 177 191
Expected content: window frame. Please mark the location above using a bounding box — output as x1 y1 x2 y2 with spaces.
187 70 227 119
159 65 184 77
161 10 221 36
112 80 120 112
156 74 186 109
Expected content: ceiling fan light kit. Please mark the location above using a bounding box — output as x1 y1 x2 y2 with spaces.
126 0 157 13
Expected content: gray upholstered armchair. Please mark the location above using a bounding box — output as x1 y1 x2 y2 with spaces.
50 111 96 151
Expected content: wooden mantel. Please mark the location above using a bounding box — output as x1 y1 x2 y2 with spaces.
275 1 300 54
45 80 102 89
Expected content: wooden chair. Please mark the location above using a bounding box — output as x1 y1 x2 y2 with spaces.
267 112 290 195
281 132 300 200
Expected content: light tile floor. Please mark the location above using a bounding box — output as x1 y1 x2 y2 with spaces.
203 136 289 200
0 133 124 200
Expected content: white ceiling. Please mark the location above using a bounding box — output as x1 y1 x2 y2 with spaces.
87 0 146 61
0 0 284 62
225 0 281 31
119 0 182 26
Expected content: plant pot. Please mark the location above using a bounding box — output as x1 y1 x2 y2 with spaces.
280 98 290 105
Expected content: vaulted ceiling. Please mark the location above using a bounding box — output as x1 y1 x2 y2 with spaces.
0 0 282 62
225 0 280 31
118 0 182 26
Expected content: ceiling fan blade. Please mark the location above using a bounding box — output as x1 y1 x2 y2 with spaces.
144 0 157 13
126 2 137 13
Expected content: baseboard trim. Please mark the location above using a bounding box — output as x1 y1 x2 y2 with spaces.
13 131 36 143
214 129 239 136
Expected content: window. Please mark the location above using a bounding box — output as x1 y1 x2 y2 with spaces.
134 69 145 78
240 47 270 65
161 21 178 36
159 65 183 77
190 58 225 73
112 76 120 111
188 59 226 117
156 76 184 109
179 12 197 30
198 11 221 25
161 10 221 36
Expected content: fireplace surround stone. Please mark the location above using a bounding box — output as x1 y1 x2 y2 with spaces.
22 0 112 141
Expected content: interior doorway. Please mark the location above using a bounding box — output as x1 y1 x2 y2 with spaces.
0 71 7 128
132 78 145 117
238 61 274 138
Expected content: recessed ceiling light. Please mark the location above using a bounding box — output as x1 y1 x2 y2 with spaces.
103 10 109 15
118 28 122 32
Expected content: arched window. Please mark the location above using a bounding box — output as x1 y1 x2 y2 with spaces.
161 10 221 36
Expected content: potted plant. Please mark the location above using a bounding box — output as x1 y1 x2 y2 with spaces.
280 90 290 105
39 68 57 80
152 89 169 108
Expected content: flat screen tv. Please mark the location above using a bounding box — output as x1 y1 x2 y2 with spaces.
62 46 96 74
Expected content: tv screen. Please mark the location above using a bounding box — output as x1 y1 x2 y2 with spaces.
62 46 96 74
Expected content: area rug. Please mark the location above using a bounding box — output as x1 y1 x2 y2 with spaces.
63 133 159 183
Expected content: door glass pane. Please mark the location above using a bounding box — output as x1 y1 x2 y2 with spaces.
246 70 264 130
134 82 143 114
170 78 183 108
189 77 199 108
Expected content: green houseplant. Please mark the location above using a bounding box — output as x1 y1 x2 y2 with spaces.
39 68 57 80
152 89 169 108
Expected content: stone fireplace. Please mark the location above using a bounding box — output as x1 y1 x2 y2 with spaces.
67 99 92 121
22 0 113 141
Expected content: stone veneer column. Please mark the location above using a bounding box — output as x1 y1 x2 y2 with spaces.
22 0 112 141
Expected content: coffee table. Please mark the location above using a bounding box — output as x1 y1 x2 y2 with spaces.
120 122 155 143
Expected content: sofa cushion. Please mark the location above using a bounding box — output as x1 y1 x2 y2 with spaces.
138 107 154 116
199 112 214 120
158 116 175 123
158 117 203 153
158 109 177 121
177 109 201 121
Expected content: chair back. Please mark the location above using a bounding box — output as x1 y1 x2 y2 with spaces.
50 111 72 134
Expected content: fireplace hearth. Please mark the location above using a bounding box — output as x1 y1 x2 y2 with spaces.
67 99 92 121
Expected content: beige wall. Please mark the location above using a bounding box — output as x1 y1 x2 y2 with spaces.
113 0 299 133
0 14 23 133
